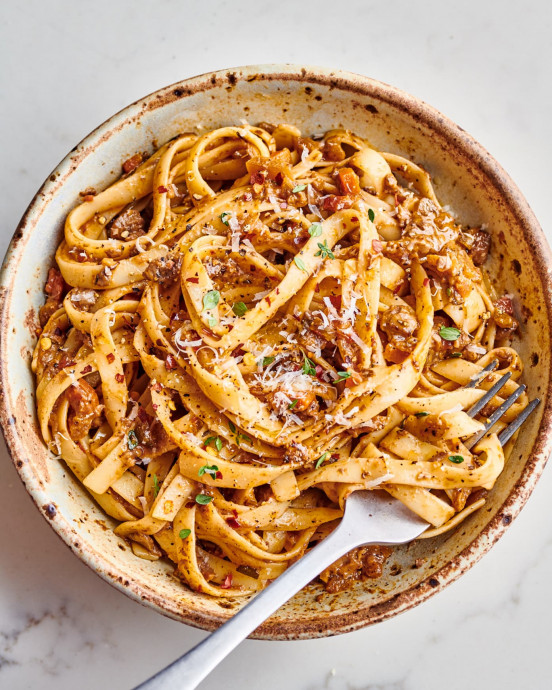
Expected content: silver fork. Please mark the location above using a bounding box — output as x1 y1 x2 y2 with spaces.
135 361 540 690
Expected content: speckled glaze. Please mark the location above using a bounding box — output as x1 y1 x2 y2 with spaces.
1 65 551 640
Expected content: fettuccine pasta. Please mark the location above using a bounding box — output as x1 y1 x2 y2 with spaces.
33 123 526 595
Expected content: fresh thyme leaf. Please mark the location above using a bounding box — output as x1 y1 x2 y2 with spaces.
232 301 248 317
315 452 329 469
228 420 237 434
294 256 308 273
179 528 191 540
438 326 461 341
219 212 231 226
308 223 323 237
292 184 307 193
301 352 317 376
198 463 220 478
203 290 220 311
203 437 223 452
368 208 375 222
152 473 160 497
195 494 213 505
415 412 429 417
448 455 464 464
450 352 463 358
315 240 335 260
262 356 275 367
127 429 139 450
337 371 351 379
288 399 298 409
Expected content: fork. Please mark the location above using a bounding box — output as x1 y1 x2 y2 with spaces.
135 360 540 690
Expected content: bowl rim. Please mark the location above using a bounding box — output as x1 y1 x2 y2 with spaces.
1 63 552 640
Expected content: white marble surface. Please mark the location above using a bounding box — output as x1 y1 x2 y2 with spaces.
1 1 551 688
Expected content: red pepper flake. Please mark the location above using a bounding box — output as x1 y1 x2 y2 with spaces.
393 283 402 295
80 365 92 375
186 277 199 284
59 357 76 369
122 153 142 174
152 403 158 410
157 185 169 193
423 277 430 287
351 216 359 222
314 283 320 293
242 192 252 202
265 296 272 307
232 344 245 358
274 172 284 186
331 453 340 460
328 295 341 309
115 373 125 383
315 364 324 380
151 382 163 392
226 517 241 529
250 171 266 186
165 354 177 370
221 573 233 589
215 471 223 480
106 353 115 363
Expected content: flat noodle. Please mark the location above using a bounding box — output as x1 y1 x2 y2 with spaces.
33 123 527 596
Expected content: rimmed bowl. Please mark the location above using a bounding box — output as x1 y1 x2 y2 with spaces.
1 64 551 640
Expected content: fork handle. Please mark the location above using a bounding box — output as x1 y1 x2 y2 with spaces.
135 525 360 690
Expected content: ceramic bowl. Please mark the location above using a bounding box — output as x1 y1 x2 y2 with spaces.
1 65 551 640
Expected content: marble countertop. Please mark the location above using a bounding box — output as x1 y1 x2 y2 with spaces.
1 1 551 688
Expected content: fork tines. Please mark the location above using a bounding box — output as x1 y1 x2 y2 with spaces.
463 359 540 448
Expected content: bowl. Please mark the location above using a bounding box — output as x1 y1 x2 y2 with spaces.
1 64 551 640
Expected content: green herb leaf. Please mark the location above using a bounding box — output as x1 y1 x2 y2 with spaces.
262 356 275 367
368 208 375 223
294 256 308 273
315 240 335 260
438 326 461 341
203 290 220 311
228 420 237 434
237 433 251 445
152 473 160 497
127 429 139 450
337 371 351 379
292 184 307 193
208 316 217 328
449 352 463 358
203 437 223 452
288 399 298 410
315 452 329 469
232 301 248 317
179 528 191 540
448 454 464 464
446 287 453 296
415 412 429 417
219 212 231 226
195 494 213 505
301 352 317 376
308 223 323 237
198 463 220 478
